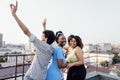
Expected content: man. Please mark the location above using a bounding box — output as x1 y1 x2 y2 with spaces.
10 1 55 80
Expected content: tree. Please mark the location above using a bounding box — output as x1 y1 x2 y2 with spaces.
100 60 109 67
0 57 6 62
112 53 120 64
0 53 9 62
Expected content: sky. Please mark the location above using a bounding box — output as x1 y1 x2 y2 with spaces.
0 0 120 45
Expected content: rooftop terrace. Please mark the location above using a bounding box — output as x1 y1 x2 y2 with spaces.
0 54 120 80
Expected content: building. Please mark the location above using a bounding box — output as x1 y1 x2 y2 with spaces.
0 44 25 55
0 48 11 55
83 43 112 53
98 43 112 52
112 44 120 53
84 52 114 67
0 33 3 47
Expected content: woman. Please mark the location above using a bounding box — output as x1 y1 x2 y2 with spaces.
46 31 68 80
66 35 86 80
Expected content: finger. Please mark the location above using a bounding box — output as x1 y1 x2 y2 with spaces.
9 4 12 9
16 0 18 9
44 18 47 22
10 4 14 9
43 18 46 23
66 65 69 68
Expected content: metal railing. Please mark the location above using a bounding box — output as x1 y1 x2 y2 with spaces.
0 53 119 80
0 54 33 80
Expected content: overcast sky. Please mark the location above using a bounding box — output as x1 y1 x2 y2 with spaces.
0 0 120 45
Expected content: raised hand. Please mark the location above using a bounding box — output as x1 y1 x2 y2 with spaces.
9 1 31 37
10 1 18 15
42 18 47 30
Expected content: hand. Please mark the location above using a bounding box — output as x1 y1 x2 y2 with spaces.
42 18 47 30
67 63 74 68
10 1 18 15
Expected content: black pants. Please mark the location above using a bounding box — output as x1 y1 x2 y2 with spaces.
66 64 86 80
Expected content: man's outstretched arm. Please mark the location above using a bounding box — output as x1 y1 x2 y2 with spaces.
10 1 31 37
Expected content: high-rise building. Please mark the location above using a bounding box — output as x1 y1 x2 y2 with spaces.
0 33 3 47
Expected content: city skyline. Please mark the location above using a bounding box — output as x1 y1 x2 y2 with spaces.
0 0 120 44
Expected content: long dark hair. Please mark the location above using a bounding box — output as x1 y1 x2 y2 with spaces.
68 34 74 46
75 35 84 49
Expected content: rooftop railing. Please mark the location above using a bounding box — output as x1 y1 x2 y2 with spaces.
0 54 33 80
0 53 120 80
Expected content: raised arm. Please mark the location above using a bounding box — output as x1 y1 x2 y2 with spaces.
10 1 31 37
42 18 47 30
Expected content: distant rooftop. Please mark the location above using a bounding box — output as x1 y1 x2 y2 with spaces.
86 71 120 80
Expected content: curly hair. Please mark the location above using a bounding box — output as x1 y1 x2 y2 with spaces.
68 34 74 46
68 34 84 49
75 35 84 49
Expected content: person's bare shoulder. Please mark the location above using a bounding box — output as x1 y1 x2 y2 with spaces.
75 46 83 53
